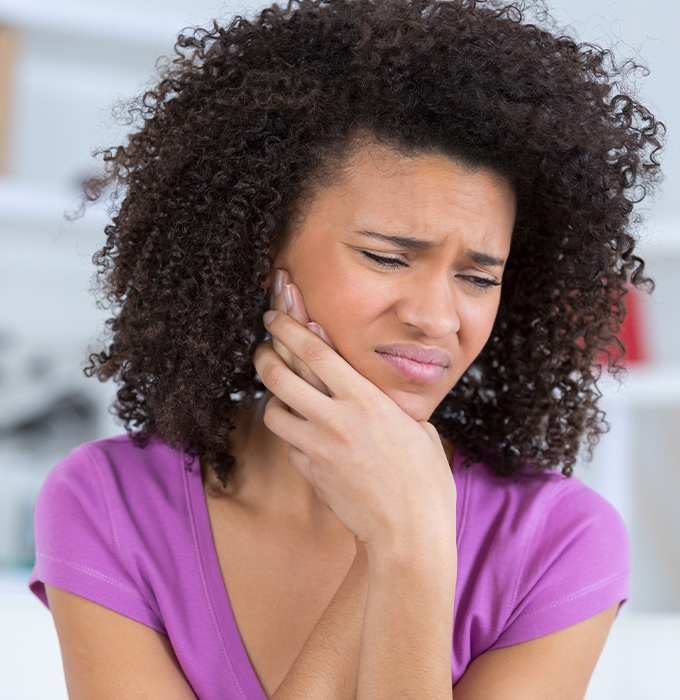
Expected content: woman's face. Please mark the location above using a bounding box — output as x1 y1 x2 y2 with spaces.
273 143 515 422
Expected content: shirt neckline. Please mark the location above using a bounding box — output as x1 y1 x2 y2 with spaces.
183 453 268 700
183 448 466 700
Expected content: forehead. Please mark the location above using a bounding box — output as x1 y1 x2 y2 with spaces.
343 142 511 201
297 142 516 251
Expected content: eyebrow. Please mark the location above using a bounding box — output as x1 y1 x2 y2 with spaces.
356 230 506 267
357 229 433 250
466 251 506 268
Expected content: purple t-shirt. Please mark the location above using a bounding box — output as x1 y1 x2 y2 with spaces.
29 435 628 697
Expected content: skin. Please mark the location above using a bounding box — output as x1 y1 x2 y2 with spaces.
277 142 513 423
46 142 618 699
255 142 514 547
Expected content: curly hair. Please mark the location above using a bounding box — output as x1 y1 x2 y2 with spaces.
84 0 663 485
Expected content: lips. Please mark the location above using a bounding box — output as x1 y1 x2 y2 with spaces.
374 343 451 383
375 343 451 367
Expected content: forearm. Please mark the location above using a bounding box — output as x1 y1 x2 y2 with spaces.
357 534 457 700
271 542 368 700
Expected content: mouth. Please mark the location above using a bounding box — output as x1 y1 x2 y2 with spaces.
374 343 450 383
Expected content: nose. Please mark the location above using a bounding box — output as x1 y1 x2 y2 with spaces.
395 272 460 338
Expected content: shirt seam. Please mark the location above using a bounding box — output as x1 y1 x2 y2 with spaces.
57 444 165 631
36 551 144 597
508 480 566 617
182 452 249 700
82 444 128 572
455 458 471 549
512 568 628 621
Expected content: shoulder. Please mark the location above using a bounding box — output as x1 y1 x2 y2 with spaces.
30 435 192 631
453 455 629 657
456 457 627 552
34 434 195 563
37 434 187 513
45 433 184 479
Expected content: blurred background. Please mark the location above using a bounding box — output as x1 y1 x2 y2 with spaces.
0 0 678 697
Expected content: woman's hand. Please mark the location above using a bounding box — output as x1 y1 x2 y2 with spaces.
268 269 335 397
255 278 457 556
262 270 457 700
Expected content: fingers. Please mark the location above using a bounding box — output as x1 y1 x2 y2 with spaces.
270 269 331 395
307 321 336 351
270 269 304 370
262 395 331 506
262 309 375 400
254 340 334 422
276 270 311 327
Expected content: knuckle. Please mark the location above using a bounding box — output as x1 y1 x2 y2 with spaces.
252 341 271 364
422 421 439 439
302 337 326 364
262 400 283 434
260 363 285 390
262 394 278 415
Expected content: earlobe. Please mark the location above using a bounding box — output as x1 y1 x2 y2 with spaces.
262 268 274 291
263 264 284 292
263 251 292 290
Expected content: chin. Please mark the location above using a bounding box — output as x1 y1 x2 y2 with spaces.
387 390 441 423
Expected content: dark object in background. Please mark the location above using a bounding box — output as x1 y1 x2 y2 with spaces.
0 332 99 566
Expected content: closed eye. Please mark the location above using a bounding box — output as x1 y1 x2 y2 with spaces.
361 250 501 289
360 251 407 269
459 275 502 291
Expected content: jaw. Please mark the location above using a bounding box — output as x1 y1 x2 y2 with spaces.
377 384 451 423
332 347 459 423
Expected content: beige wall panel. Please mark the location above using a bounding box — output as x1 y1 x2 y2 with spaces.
0 25 19 174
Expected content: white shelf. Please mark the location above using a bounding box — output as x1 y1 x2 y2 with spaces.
0 178 107 227
0 0 228 48
638 210 680 260
600 365 680 408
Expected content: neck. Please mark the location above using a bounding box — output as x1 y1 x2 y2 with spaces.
210 394 456 534
214 394 345 534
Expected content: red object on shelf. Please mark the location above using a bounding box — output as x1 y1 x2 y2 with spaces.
618 286 646 365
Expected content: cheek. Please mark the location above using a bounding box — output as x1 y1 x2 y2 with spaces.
459 299 500 352
289 263 389 363
303 269 380 343
284 252 356 329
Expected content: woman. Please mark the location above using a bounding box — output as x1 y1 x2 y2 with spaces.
29 0 663 697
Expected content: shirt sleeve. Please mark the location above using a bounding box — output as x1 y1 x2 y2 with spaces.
490 481 630 650
28 444 166 634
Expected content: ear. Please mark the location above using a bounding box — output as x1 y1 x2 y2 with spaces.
263 267 275 291
263 241 287 291
262 265 291 296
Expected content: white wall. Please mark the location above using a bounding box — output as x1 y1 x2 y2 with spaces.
1 0 679 697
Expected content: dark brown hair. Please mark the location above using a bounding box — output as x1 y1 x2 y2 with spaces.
84 0 663 485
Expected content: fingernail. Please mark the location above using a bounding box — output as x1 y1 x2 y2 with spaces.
307 322 323 338
263 310 278 326
283 284 294 312
274 269 284 296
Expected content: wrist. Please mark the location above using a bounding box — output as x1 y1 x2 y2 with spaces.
364 521 457 576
